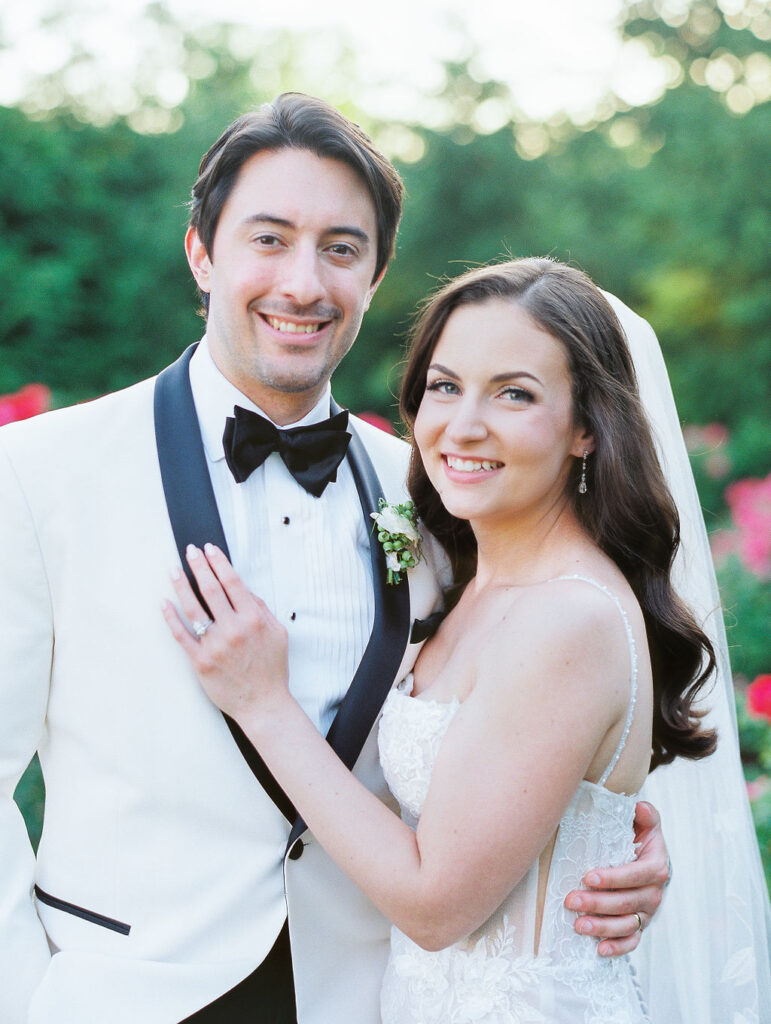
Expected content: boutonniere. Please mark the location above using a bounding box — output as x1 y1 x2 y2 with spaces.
371 499 422 585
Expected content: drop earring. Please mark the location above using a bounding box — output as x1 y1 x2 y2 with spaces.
578 451 589 495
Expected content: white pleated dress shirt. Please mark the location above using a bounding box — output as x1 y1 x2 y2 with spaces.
188 337 375 735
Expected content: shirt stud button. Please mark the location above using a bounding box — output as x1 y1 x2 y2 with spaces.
282 516 290 525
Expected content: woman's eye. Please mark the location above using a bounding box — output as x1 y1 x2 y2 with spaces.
426 379 459 395
500 386 534 403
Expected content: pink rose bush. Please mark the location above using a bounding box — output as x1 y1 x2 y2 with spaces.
747 775 770 802
747 674 771 723
725 475 771 579
0 384 51 426
357 411 396 435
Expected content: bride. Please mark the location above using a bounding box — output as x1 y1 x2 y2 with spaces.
164 258 748 1021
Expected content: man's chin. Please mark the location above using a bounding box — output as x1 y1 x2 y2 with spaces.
260 372 329 395
256 356 341 397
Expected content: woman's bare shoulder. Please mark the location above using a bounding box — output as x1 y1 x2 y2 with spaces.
477 572 638 705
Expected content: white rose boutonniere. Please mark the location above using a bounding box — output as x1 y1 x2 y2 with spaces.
370 499 422 585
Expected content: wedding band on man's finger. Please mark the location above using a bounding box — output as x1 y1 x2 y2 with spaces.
191 618 214 639
633 912 644 933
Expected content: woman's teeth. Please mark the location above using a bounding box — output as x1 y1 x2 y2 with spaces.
445 456 502 472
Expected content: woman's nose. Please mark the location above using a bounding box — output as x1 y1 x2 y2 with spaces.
444 400 488 443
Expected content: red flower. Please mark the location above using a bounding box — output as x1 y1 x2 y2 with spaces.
747 674 771 722
357 411 396 435
0 384 51 426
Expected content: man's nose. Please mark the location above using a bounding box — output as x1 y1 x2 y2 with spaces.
280 243 325 308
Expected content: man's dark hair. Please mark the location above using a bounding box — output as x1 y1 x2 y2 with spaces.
189 92 404 309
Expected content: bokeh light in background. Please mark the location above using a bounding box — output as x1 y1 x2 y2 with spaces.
2 0 769 152
0 0 694 128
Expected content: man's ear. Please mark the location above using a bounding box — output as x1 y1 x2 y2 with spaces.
363 266 387 313
185 227 212 294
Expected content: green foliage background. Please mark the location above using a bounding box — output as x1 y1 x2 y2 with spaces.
4 1 770 877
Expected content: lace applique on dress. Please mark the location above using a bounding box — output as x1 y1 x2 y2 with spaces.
377 579 651 1024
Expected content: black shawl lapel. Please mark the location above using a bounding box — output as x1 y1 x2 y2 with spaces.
154 344 228 597
154 344 296 822
154 351 412 839
287 403 412 848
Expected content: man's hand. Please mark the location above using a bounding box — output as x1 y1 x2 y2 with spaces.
563 801 669 957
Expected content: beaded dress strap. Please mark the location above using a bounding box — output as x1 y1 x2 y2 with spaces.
547 574 638 788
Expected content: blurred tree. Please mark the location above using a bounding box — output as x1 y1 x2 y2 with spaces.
615 0 771 488
0 0 767 462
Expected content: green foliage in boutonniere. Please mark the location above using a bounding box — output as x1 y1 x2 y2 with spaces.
371 499 422 585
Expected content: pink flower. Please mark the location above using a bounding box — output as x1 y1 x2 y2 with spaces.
357 411 396 435
725 475 771 578
702 423 730 448
747 674 771 722
704 451 732 480
0 384 51 426
683 422 730 455
709 528 739 567
747 776 771 802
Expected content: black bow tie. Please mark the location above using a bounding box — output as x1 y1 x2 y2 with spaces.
222 405 351 497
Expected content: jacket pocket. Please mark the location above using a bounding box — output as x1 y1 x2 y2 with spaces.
35 885 131 935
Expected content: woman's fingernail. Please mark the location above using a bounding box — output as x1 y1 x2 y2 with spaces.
566 896 582 911
171 566 182 580
578 920 593 934
187 544 200 559
585 873 601 887
204 543 216 556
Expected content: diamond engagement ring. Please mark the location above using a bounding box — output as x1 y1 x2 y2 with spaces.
192 618 214 639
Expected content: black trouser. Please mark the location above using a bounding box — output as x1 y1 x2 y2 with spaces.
180 921 296 1023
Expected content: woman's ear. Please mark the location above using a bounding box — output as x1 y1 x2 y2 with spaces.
571 429 595 459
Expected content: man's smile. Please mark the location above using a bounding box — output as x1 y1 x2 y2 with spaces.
261 314 333 336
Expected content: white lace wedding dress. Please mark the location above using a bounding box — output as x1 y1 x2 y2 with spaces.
377 577 651 1024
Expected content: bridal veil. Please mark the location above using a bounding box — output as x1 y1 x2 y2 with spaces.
606 295 771 1024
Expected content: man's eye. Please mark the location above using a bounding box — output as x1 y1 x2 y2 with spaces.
327 243 357 257
255 234 281 246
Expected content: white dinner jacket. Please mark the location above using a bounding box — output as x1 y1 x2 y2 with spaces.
0 345 444 1024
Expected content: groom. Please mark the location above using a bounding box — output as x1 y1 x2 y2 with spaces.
0 93 667 1024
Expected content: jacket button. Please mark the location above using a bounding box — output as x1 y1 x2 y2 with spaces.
288 840 304 860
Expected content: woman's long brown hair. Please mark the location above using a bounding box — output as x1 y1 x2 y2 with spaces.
400 258 716 770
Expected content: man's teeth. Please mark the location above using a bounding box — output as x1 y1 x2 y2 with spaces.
446 456 502 472
266 316 323 334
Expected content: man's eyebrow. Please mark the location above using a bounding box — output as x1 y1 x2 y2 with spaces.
243 214 294 229
428 363 543 386
242 214 371 243
328 225 371 244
